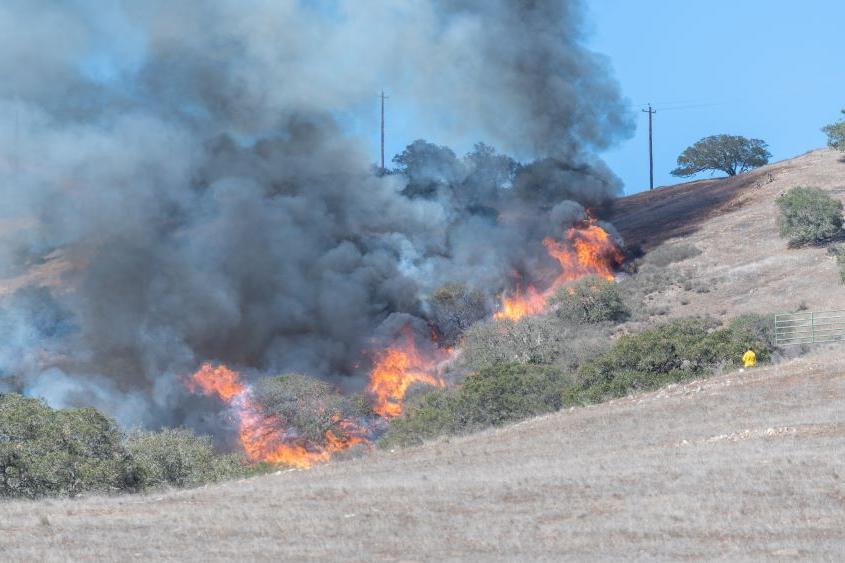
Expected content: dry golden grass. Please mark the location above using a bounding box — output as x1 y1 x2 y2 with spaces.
2 349 845 560
4 149 845 560
613 148 845 321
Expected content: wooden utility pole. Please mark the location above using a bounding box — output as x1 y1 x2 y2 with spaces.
642 103 656 190
380 90 388 172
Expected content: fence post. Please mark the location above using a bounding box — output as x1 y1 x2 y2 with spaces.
810 311 815 344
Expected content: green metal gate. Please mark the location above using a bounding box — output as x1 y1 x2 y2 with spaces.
775 310 845 345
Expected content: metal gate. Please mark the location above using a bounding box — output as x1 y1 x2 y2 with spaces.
775 310 845 345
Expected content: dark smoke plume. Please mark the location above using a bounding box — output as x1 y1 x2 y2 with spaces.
0 0 632 429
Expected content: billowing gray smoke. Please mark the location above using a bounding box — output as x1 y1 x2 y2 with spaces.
0 0 632 429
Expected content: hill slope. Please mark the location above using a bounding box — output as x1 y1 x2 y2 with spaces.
2 149 845 560
611 148 845 319
2 351 844 560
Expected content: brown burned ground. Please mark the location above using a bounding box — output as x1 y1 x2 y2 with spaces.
3 149 845 561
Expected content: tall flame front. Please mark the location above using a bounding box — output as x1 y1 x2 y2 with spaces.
495 217 623 321
366 333 447 418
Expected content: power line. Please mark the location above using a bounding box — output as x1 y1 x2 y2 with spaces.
657 101 727 112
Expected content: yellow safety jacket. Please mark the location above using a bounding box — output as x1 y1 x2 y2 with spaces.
742 350 757 368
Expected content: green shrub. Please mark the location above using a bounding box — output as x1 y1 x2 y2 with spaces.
252 374 372 445
384 315 777 450
776 187 843 246
380 364 575 448
574 317 772 404
0 394 137 499
124 428 249 490
378 388 463 448
459 364 572 426
550 275 629 324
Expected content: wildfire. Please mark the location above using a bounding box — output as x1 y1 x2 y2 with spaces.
185 219 620 467
494 216 623 322
544 220 624 285
493 285 546 322
188 363 366 468
366 333 447 418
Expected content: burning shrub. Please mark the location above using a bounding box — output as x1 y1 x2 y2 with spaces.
776 186 844 246
383 315 777 450
124 428 250 490
461 316 610 372
573 317 773 404
549 275 629 324
380 364 575 448
0 394 136 499
428 283 489 347
251 374 372 446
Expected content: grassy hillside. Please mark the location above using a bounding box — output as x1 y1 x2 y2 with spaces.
2 349 844 560
610 148 845 319
3 149 845 559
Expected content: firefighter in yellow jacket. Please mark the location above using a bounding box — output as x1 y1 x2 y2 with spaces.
742 348 757 368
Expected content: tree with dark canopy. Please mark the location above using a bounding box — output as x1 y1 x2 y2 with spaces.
671 135 771 178
392 140 463 198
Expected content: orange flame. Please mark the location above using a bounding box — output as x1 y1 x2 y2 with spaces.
545 220 623 285
188 363 367 468
494 217 623 322
493 285 546 322
367 333 447 418
186 363 245 401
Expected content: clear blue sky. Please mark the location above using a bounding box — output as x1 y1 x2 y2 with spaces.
586 0 845 193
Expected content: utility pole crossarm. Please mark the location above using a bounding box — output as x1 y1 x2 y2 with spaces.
642 103 656 190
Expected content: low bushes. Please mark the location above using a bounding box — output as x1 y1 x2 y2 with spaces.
0 394 254 499
251 373 372 445
776 187 843 246
125 429 249 490
0 394 137 499
460 315 609 371
550 275 629 324
383 316 775 449
380 364 574 448
573 317 771 404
